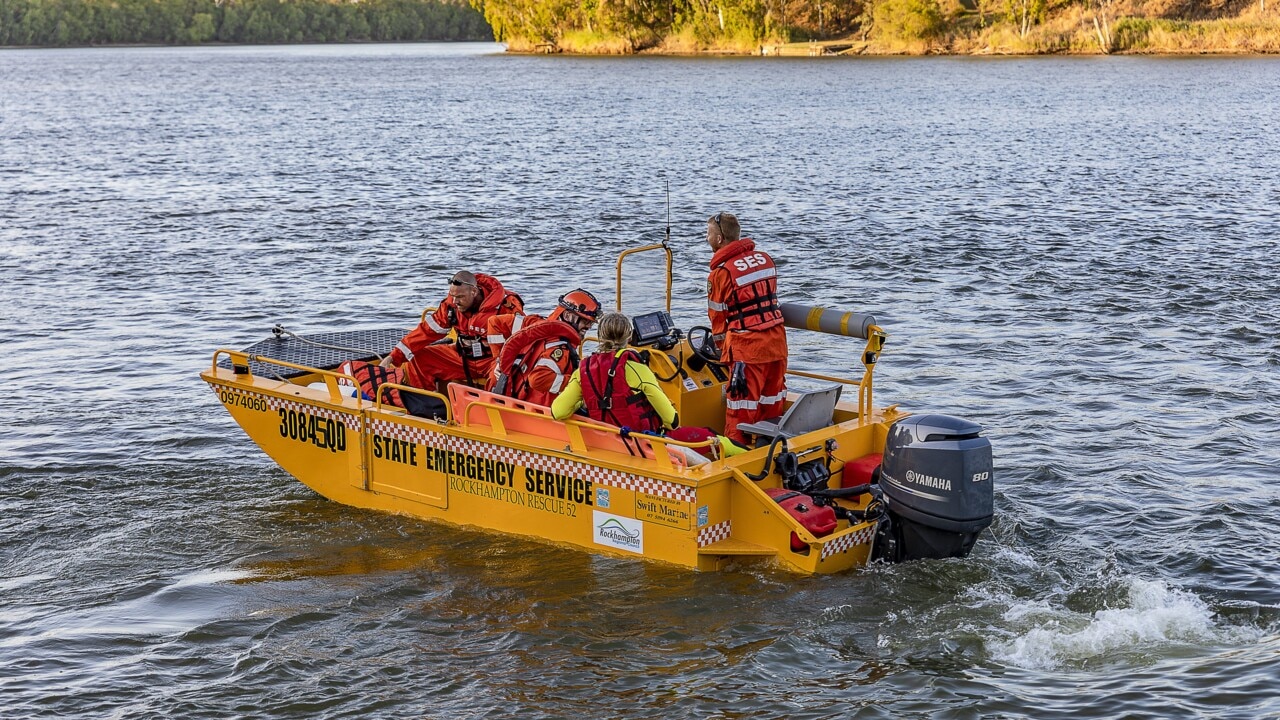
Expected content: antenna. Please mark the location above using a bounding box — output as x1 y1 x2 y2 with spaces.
664 178 670 246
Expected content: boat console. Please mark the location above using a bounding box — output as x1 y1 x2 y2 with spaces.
630 310 679 349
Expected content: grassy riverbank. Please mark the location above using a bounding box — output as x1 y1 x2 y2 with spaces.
486 0 1280 55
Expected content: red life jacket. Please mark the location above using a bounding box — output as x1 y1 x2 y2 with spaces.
443 278 523 387
340 360 404 407
710 239 784 333
443 275 523 362
579 350 660 433
492 319 581 402
666 426 719 458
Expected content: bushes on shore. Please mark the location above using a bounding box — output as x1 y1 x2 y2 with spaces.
874 0 944 41
473 0 1280 54
0 0 492 46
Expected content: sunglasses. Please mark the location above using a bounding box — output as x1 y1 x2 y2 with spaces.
448 279 477 288
710 213 725 235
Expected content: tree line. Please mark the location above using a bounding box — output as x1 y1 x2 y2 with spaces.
4 0 1274 51
470 0 1058 51
470 0 1280 53
1 0 493 46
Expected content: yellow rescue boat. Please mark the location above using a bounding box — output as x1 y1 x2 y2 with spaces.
201 243 994 574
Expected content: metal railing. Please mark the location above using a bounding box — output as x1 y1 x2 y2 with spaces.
460 400 715 473
615 241 673 313
211 349 359 405
375 383 452 423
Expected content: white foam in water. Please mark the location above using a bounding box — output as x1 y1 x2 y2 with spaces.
167 568 256 589
990 545 1041 570
0 569 257 647
989 578 1254 670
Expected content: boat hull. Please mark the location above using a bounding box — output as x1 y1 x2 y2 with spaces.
204 368 895 574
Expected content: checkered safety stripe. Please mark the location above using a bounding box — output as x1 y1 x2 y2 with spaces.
369 418 437 448
370 418 697 503
697 520 732 547
820 525 876 559
210 383 361 430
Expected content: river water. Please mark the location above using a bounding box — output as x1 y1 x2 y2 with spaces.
2 43 1278 718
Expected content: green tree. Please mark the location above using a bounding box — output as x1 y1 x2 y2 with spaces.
186 11 216 41
872 0 942 39
3 0 492 46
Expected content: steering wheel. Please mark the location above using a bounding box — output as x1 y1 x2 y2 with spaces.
687 326 721 364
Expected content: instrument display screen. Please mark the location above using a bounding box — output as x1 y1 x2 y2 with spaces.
632 311 674 345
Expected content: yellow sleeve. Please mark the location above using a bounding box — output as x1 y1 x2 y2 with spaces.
625 360 677 430
551 370 584 420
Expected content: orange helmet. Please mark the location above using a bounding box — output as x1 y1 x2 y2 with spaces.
557 289 601 321
553 289 601 333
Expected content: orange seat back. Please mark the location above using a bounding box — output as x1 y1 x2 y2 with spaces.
447 384 687 469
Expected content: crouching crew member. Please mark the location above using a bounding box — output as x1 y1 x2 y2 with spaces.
552 312 677 432
488 289 602 407
552 312 746 459
381 270 524 392
706 211 789 445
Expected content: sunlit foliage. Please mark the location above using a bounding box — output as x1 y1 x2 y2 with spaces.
873 0 943 39
475 0 884 49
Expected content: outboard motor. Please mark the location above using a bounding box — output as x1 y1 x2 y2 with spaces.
873 415 993 562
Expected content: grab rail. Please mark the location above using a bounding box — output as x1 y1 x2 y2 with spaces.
375 383 452 423
210 349 359 405
615 242 673 313
778 324 887 422
786 369 861 386
858 326 886 419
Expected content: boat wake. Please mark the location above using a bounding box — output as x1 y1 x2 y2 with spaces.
986 575 1265 671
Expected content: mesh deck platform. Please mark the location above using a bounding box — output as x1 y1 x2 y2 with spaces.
217 328 406 379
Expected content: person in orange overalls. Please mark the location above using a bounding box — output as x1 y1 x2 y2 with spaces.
706 211 789 444
487 289 601 407
380 270 524 392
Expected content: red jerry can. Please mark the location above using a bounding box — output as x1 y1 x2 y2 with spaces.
766 488 837 551
843 453 882 488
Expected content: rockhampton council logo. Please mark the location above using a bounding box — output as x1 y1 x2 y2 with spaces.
592 511 644 554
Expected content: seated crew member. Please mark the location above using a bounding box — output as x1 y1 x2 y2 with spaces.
706 211 789 445
552 312 677 433
488 289 602 407
553 313 744 458
380 270 524 393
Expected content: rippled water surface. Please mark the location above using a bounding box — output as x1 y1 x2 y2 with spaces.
2 44 1279 719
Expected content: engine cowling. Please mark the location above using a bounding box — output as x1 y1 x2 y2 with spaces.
874 414 994 562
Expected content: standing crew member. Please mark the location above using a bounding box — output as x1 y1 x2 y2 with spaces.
488 289 602 407
705 211 788 444
552 312 677 433
381 270 524 392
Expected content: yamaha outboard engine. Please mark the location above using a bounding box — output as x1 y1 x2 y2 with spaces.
873 415 993 562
